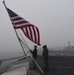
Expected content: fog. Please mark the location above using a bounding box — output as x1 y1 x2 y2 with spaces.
0 0 74 59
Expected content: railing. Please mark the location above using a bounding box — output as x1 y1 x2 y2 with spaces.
0 56 30 74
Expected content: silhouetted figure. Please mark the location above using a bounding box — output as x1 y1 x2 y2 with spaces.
0 60 2 65
42 45 49 72
30 45 37 69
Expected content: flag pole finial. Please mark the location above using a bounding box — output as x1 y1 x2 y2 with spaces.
3 0 6 8
3 0 5 5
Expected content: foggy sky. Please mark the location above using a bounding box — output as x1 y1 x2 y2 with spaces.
0 0 74 58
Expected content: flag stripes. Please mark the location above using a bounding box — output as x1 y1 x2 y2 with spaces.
21 25 40 45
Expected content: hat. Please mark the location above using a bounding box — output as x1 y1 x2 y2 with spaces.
43 45 47 48
34 45 37 48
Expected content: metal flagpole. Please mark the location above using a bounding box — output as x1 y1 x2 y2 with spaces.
3 0 27 57
3 1 44 73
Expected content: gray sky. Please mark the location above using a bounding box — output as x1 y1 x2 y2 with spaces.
0 0 74 58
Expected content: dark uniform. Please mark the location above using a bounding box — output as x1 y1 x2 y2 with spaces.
43 45 49 71
30 45 37 68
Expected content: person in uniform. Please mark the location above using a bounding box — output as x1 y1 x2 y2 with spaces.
42 45 49 71
30 45 37 69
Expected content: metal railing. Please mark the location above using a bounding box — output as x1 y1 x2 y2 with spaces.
0 56 30 74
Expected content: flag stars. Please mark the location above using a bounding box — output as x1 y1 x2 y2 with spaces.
7 8 17 17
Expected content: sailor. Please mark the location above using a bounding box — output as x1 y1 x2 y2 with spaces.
42 45 49 72
30 45 37 69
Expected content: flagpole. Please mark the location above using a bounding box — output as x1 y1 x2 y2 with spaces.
3 0 27 57
3 1 44 73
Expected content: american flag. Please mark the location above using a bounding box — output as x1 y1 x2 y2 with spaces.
6 7 40 45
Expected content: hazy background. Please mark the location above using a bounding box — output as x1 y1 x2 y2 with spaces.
0 0 74 59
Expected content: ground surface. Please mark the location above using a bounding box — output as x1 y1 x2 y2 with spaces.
37 56 74 75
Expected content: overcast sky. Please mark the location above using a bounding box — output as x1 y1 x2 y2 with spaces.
0 0 74 58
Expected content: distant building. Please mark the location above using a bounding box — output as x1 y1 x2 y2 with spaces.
64 41 74 50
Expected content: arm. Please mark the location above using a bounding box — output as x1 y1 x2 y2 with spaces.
30 50 33 53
